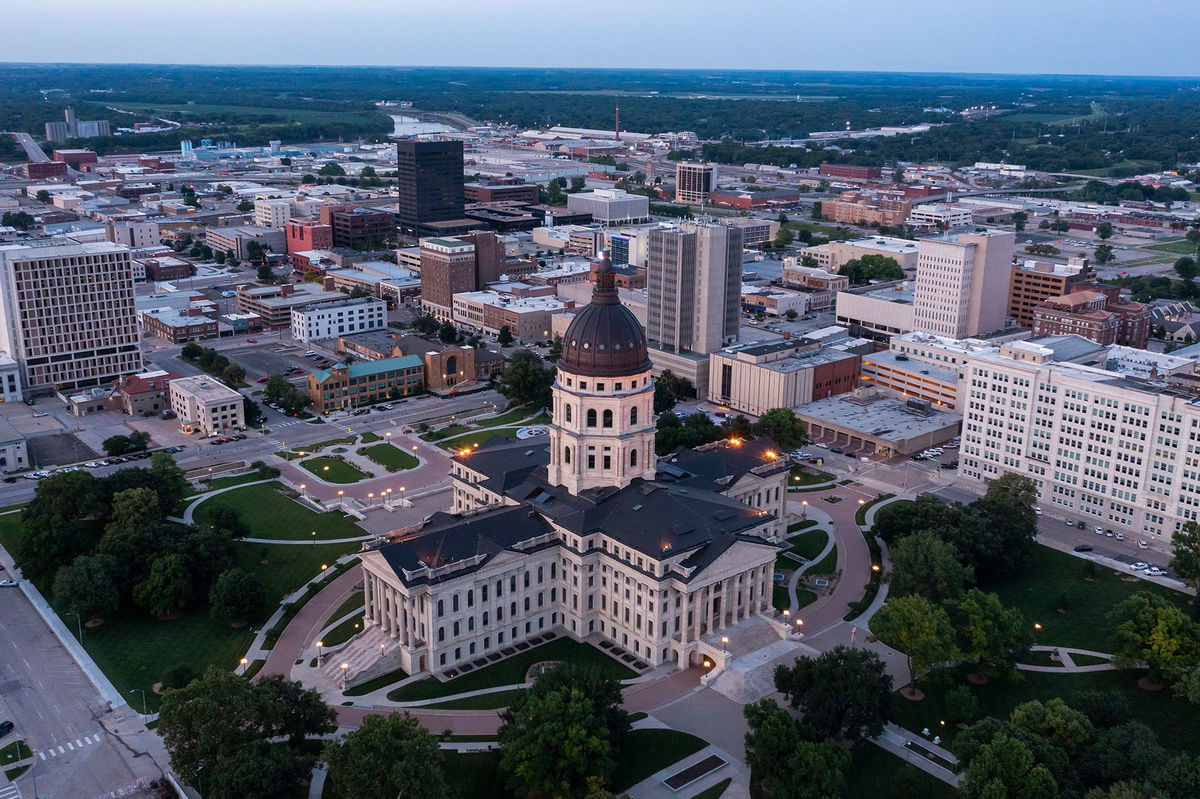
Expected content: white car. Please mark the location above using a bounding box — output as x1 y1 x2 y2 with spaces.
1130 562 1149 570
32 411 47 418
815 442 829 449
1094 526 1104 535
1035 507 1043 515
1144 567 1167 577
0 579 16 587
1115 532 1125 541
380 403 394 410
84 462 101 468
1138 540 1150 550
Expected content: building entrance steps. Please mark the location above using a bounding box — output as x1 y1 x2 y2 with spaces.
707 638 819 704
319 623 399 685
702 615 784 658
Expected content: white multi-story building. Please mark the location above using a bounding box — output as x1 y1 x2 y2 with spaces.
0 353 23 403
169 375 245 435
254 199 294 229
912 230 1014 339
106 220 160 250
566 189 651 225
908 203 973 230
343 255 785 686
0 418 28 474
0 240 142 391
290 297 387 343
959 335 1200 541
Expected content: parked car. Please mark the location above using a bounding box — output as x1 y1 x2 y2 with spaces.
1144 567 1167 577
1115 532 1125 541
256 377 269 383
1105 529 1115 537
304 351 318 357
830 447 844 454
1065 518 1076 526
1034 507 1043 515
0 579 17 587
1138 540 1150 550
0 720 13 737
815 442 828 449
1095 526 1105 535
940 461 958 469
1130 562 1149 570
246 338 257 343
232 434 247 441
1073 545 1094 553
380 403 394 410
32 411 47 418
1077 521 1087 529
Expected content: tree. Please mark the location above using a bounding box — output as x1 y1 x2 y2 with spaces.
955 717 1073 791
222 363 246 384
1013 211 1028 232
720 414 754 440
206 741 310 799
323 713 450 799
945 686 980 725
1174 257 1198 283
1156 754 1200 799
655 412 723 455
264 374 290 404
150 452 190 511
101 467 177 517
134 553 193 617
437 321 457 343
1010 698 1095 757
961 733 1060 799
181 342 203 360
53 553 122 622
1170 521 1200 595
412 315 439 335
841 254 905 285
949 589 1033 677
235 200 254 213
102 434 133 456
1097 222 1114 240
752 408 808 450
209 568 265 625
496 349 554 409
1075 722 1165 789
243 397 264 426
318 162 345 176
548 334 563 360
869 595 959 687
1094 244 1116 265
744 701 851 799
784 308 799 320
1107 591 1200 683
774 646 894 741
775 226 794 248
1069 690 1131 730
256 264 274 282
888 531 973 601
653 369 695 414
35 189 51 203
497 325 514 346
961 474 1039 579
498 682 616 798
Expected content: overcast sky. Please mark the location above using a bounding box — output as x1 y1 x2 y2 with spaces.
10 0 1199 77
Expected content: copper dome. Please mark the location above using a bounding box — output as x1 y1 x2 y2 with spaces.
559 253 651 378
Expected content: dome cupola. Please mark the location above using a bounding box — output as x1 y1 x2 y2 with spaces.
559 252 651 378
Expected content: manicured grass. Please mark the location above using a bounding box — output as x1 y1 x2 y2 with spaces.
1147 239 1200 255
480 404 540 427
242 543 359 607
359 432 382 444
194 482 366 541
842 742 957 799
787 529 829 561
981 545 1190 653
1070 653 1112 666
327 593 365 624
438 414 552 452
610 729 708 792
4 765 29 781
387 637 636 702
772 585 791 612
422 423 470 442
299 456 369 484
195 472 265 491
789 467 834 486
894 668 1200 754
807 547 838 575
343 667 409 697
360 443 419 472
421 688 528 710
294 436 358 453
0 740 31 764
855 493 896 526
1020 649 1061 667
319 614 364 647
442 752 505 799
795 588 818 610
786 519 818 534
0 513 26 557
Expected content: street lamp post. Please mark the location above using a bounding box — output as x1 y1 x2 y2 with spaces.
67 610 83 644
238 657 248 674
129 688 148 715
801 500 808 520
339 662 349 690
316 640 325 667
720 636 728 653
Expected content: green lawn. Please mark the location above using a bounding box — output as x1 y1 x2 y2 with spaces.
342 667 409 697
856 493 896 526
299 456 369 484
194 482 366 541
786 519 818 534
441 752 505 799
0 740 31 764
293 436 358 453
807 547 838 575
894 668 1200 754
773 585 791 612
842 742 957 799
438 414 552 452
610 729 708 792
359 432 382 444
359 443 419 472
787 530 829 560
795 588 818 610
240 542 360 607
421 688 529 710
387 637 636 702
327 593 365 624
1148 239 1200 255
319 614 364 647
195 472 266 492
789 467 834 487
981 545 1190 652
480 404 540 427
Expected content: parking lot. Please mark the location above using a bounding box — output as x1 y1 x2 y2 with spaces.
223 339 340 386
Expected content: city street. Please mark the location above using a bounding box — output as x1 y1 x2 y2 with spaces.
0 581 163 798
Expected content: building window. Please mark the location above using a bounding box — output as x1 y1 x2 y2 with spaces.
602 409 613 428
630 449 638 467
587 409 597 427
564 446 571 464
437 600 444 617
630 406 638 425
565 404 572 422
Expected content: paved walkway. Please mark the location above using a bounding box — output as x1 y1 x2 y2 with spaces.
625 744 750 799
180 477 276 524
783 514 836 613
289 433 429 488
1017 645 1116 673
259 565 363 679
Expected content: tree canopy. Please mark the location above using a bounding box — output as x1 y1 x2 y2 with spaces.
774 646 894 741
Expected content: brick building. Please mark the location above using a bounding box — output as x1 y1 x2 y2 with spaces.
115 370 178 416
286 220 333 257
319 206 393 249
1007 257 1095 328
307 356 425 413
818 163 882 181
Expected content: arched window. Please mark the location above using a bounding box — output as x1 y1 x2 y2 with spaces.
630 449 638 467
563 446 572 464
602 409 613 427
565 404 572 422
630 406 638 425
586 409 597 427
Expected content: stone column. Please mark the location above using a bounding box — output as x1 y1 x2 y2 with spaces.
680 589 690 644
761 566 770 612
386 587 398 639
362 573 374 627
399 595 410 646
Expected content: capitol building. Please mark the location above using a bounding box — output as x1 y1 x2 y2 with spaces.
337 254 789 684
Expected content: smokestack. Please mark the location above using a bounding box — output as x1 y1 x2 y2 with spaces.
614 103 620 143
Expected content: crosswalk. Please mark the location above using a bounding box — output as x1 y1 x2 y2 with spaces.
36 733 103 760
0 784 21 799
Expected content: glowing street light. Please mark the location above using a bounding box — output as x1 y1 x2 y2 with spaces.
316 640 325 666
721 636 729 653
